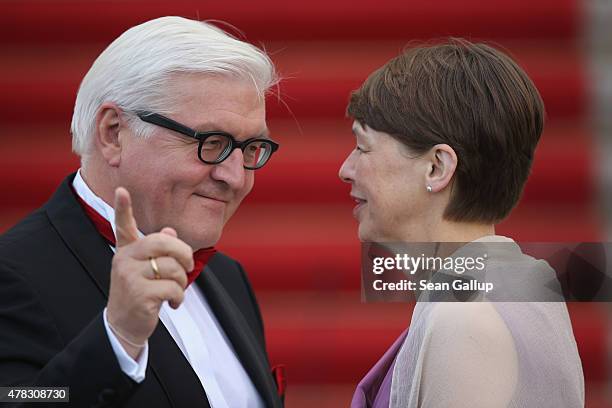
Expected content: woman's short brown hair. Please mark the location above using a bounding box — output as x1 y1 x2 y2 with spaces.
347 38 545 223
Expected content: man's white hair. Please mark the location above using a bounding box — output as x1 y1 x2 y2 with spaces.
71 16 277 161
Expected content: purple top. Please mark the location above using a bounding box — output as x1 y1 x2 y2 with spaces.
351 329 408 408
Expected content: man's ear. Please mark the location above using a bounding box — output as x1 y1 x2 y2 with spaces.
95 103 125 167
425 144 458 193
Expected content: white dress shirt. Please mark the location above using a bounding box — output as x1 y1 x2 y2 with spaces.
73 170 264 408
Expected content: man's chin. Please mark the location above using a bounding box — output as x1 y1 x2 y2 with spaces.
179 228 223 251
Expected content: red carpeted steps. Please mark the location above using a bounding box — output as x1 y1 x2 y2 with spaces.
0 43 588 122
0 122 597 207
259 294 607 384
0 0 582 44
259 293 610 406
0 1 607 407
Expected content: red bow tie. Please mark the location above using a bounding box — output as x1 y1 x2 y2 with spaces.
73 190 216 286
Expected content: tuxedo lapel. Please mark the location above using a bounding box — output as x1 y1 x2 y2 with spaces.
45 173 115 295
45 173 208 408
147 323 211 407
197 268 281 408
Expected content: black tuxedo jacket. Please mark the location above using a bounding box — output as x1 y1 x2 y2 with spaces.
0 174 283 408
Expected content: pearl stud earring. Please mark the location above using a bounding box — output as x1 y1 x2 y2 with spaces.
426 185 433 193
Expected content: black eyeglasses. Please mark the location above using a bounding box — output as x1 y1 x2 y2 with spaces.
137 111 279 170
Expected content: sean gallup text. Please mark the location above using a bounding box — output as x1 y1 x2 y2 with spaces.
373 279 494 294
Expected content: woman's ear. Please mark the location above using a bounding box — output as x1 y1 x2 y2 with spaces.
95 103 124 167
425 144 458 193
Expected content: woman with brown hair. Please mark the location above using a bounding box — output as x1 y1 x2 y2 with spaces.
341 39 584 407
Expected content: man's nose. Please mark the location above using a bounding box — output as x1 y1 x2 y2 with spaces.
210 148 246 188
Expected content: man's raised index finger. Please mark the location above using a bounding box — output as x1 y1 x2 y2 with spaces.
114 187 139 247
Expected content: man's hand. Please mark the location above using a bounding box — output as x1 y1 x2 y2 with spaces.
106 187 193 359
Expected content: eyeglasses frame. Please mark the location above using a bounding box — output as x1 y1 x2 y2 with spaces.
136 111 279 170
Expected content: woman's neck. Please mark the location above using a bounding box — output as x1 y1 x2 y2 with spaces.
433 221 495 242
399 218 496 243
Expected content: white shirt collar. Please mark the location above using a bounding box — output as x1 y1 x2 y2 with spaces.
72 169 147 242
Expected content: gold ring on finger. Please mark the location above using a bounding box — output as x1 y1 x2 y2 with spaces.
149 257 161 280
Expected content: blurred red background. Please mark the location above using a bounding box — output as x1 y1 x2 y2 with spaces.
1 0 610 406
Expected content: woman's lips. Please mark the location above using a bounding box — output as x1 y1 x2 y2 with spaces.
352 197 367 218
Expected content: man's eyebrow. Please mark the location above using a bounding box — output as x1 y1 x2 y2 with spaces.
258 128 271 139
193 121 271 139
247 129 271 141
192 121 227 132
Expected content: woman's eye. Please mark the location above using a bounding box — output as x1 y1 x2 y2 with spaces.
356 145 368 153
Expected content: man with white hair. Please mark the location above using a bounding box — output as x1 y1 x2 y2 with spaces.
0 17 283 407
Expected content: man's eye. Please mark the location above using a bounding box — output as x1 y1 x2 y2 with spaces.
202 137 224 150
